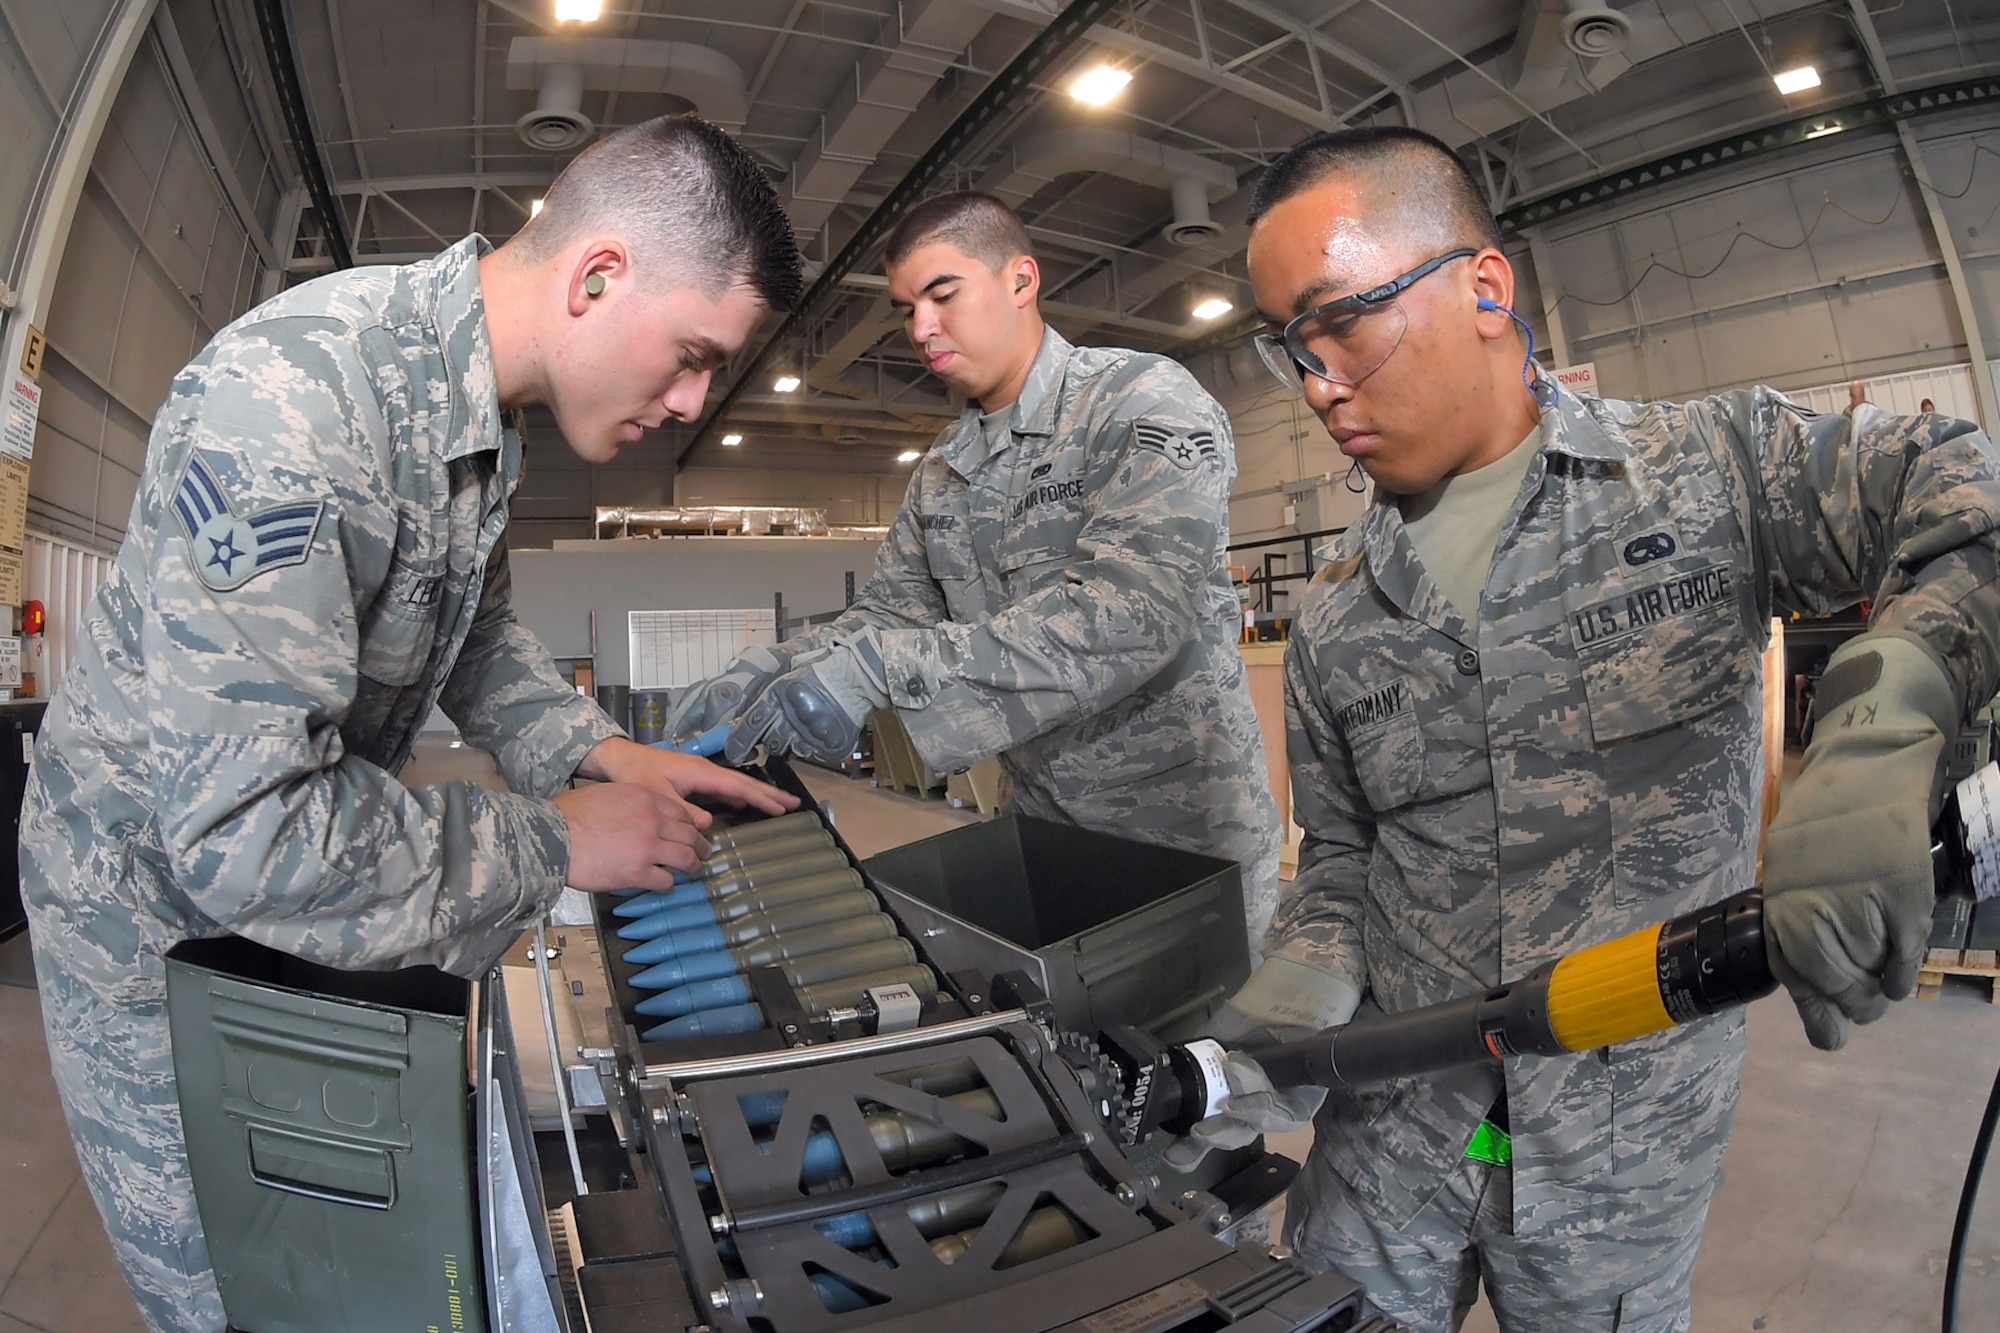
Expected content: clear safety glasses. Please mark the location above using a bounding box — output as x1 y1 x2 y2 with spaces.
1253 248 1478 392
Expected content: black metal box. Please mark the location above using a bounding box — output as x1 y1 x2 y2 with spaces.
862 816 1250 1038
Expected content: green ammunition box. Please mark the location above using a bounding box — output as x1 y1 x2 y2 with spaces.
166 936 484 1333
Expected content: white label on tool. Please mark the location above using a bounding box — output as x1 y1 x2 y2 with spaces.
1955 762 2000 902
1182 1038 1234 1120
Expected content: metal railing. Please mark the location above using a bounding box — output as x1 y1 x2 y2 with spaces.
1227 526 1347 616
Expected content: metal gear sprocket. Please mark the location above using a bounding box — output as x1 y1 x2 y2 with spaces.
1052 1031 1133 1134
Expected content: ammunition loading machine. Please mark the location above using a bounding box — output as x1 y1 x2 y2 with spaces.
563 757 1383 1333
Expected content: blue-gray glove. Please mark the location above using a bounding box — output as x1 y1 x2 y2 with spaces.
1204 954 1362 1047
1162 1042 1328 1171
724 629 892 767
1764 633 1956 1050
665 642 809 741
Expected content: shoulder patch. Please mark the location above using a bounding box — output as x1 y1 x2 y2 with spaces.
171 452 326 592
1132 421 1218 470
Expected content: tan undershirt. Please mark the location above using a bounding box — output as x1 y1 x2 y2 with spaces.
1399 426 1542 624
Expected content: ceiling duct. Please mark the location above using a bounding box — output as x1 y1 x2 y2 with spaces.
1562 1 1633 57
507 37 749 152
1163 176 1223 246
978 129 1237 219
518 63 592 151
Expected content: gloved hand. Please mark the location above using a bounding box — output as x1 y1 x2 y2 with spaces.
1204 954 1363 1047
665 642 809 741
1764 632 1956 1051
724 628 892 767
1162 1045 1328 1171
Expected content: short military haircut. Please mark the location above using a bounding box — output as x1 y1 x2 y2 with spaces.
512 113 802 312
1247 127 1502 253
884 191 1033 272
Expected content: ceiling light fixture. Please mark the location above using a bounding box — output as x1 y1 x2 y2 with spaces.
773 374 801 393
1070 66 1131 106
1805 120 1844 140
1191 297 1233 321
554 0 602 20
1773 65 1820 96
530 197 544 217
897 449 923 463
722 433 743 446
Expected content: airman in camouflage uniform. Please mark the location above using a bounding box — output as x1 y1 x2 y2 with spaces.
694 193 1282 950
20 115 802 1332
798 324 1282 943
1275 387 2000 1327
1236 128 2000 1330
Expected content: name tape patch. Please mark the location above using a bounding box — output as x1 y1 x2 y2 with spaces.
1335 679 1411 736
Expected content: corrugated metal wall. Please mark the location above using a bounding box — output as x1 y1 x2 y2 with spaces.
24 528 113 695
1782 360 1999 422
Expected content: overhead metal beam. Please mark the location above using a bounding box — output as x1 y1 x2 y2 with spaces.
252 0 351 268
335 172 558 196
678 0 1125 468
1216 0 1413 121
1363 0 1600 170
1498 73 2000 234
1086 25 1343 134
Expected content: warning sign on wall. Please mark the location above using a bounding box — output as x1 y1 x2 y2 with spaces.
1553 362 1598 397
0 454 26 553
3 375 39 460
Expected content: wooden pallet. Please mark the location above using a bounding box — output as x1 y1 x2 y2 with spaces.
1917 948 2000 1004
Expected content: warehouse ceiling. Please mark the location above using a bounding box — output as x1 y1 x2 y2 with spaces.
220 0 1995 488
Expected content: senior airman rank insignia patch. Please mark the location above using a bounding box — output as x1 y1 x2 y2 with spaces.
171 451 326 592
1133 421 1218 469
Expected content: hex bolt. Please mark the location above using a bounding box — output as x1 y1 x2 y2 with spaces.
1114 1183 1136 1205
708 1286 730 1311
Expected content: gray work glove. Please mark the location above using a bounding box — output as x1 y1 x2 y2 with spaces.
1162 1043 1329 1171
1764 633 1956 1051
724 628 892 767
1204 954 1363 1047
665 642 808 741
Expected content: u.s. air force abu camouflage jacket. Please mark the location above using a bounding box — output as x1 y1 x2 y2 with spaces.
1273 385 2000 1234
23 235 620 1007
797 325 1284 944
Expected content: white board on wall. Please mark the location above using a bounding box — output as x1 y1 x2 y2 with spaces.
628 609 777 690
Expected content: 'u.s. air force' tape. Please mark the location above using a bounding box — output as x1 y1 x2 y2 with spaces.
171 451 326 593
1953 762 2000 903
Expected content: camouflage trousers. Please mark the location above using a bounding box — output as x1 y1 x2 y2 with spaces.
1283 1151 1716 1332
27 915 229 1333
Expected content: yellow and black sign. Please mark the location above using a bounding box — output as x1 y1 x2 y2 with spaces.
19 325 44 382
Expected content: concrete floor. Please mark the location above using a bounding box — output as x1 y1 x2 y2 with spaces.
2 748 1997 1332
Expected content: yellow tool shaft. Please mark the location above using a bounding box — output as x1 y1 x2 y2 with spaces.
1546 922 1674 1052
